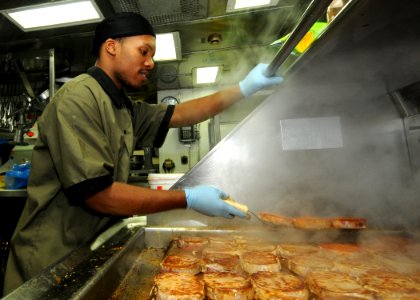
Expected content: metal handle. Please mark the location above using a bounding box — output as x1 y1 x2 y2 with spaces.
224 198 251 219
14 60 35 98
49 49 56 99
224 198 249 214
265 0 333 77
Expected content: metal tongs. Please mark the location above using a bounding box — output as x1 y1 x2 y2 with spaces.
224 198 290 226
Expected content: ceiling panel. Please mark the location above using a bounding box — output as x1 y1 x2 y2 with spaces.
0 0 313 101
109 0 209 25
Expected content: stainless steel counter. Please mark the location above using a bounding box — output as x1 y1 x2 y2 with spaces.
3 222 143 300
0 188 26 198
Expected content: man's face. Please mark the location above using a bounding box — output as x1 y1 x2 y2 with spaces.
113 35 156 89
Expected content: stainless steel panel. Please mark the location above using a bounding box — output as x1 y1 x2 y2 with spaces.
404 115 420 170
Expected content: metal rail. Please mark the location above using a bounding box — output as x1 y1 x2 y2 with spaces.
265 0 333 76
49 49 55 98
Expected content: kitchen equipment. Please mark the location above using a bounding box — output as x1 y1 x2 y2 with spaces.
4 0 420 298
4 224 417 300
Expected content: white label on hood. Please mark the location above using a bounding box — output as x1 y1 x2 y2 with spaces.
280 116 343 150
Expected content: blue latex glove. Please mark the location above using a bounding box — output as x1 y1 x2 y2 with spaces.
239 63 284 97
184 185 246 219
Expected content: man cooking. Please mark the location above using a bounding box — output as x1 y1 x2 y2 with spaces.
2 12 282 295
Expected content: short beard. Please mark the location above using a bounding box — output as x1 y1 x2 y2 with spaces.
115 70 142 90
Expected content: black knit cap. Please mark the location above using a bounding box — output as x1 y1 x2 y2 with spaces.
91 12 155 57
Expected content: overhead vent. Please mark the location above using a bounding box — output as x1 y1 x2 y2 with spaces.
109 0 209 25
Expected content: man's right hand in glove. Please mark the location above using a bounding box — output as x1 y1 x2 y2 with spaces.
184 185 246 219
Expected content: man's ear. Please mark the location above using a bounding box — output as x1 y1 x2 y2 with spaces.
103 38 118 56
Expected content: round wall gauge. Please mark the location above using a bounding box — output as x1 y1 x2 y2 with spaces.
161 96 179 105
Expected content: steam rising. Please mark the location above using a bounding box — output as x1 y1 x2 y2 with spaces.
150 0 420 232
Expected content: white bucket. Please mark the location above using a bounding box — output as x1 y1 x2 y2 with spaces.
147 173 184 190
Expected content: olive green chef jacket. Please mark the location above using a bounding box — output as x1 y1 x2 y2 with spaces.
3 66 174 296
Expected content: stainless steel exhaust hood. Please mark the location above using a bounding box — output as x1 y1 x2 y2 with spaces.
149 0 420 229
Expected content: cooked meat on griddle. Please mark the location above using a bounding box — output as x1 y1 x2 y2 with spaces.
251 271 309 300
287 254 334 278
306 270 375 299
160 254 201 275
363 235 411 254
154 272 204 300
202 252 242 274
331 217 367 229
333 256 392 277
208 235 237 247
151 234 420 300
258 212 293 226
359 270 420 299
235 236 264 247
292 216 332 229
240 251 281 274
319 243 371 259
405 243 420 262
373 252 420 275
240 242 277 254
203 272 254 300
176 236 209 251
412 272 420 284
277 243 320 259
202 243 239 256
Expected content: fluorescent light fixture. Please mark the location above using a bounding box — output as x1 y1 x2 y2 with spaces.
154 32 182 61
1 0 103 32
226 0 279 12
194 66 220 84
